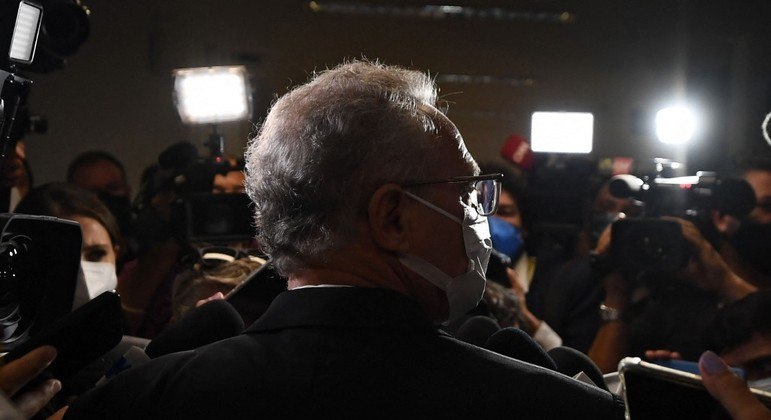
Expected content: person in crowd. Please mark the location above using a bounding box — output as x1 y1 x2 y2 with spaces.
66 150 132 206
523 175 634 353
212 158 246 194
170 254 264 323
713 154 771 289
588 216 757 372
1 140 33 212
646 291 771 418
477 161 562 350
702 290 771 391
699 350 771 420
60 60 625 418
66 150 134 267
14 183 121 310
119 144 251 338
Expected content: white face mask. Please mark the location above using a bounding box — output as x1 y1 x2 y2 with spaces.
399 191 491 322
73 260 118 310
748 376 771 392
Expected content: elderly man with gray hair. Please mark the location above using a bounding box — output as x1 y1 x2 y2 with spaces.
62 60 624 419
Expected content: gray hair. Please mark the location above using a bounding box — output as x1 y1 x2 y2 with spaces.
245 59 471 275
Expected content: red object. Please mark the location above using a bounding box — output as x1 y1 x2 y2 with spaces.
611 157 634 175
500 135 534 171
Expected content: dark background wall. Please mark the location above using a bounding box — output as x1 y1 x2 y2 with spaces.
12 0 771 190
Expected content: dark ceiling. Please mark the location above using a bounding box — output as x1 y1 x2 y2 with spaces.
8 0 771 187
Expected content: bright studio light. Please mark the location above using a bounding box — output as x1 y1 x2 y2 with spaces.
173 66 251 125
530 111 594 154
655 106 698 145
9 1 43 65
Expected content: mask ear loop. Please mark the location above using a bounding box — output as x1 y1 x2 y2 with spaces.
403 191 462 224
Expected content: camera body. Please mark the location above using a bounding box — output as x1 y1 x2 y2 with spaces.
134 140 255 249
0 214 82 350
608 164 756 273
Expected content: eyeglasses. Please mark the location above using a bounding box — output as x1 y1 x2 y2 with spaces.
402 173 503 216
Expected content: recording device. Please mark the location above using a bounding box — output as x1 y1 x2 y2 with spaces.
0 0 90 161
608 165 756 272
1 291 123 385
454 315 500 347
225 261 286 327
618 357 771 419
144 299 245 359
652 358 745 379
134 140 256 246
0 214 81 350
484 327 557 371
184 192 254 244
500 134 534 171
548 346 608 391
0 0 42 162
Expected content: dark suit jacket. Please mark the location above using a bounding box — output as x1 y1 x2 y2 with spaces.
66 287 625 419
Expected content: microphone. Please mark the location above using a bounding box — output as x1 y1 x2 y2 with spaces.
95 345 151 387
499 135 534 171
484 327 557 371
144 299 245 359
608 174 644 199
454 315 501 347
547 346 608 391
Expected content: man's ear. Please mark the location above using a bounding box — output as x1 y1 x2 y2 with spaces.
368 184 411 252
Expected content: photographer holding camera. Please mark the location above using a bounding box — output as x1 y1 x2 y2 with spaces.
588 212 757 373
118 141 254 338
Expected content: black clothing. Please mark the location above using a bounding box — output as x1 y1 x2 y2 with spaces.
66 287 624 419
528 256 604 353
528 255 722 359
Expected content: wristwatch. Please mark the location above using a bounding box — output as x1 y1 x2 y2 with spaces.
599 303 623 322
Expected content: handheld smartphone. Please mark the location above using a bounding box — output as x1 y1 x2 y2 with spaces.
225 261 286 326
652 359 746 380
618 357 771 420
1 291 123 383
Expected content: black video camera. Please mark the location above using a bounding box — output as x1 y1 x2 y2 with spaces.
134 140 255 248
1 0 91 159
608 161 756 273
0 214 82 351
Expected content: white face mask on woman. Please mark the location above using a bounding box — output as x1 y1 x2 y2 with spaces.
73 260 117 309
399 191 491 322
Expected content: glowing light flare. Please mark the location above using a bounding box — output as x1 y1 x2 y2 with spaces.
655 106 698 145
173 66 251 125
530 111 593 154
9 1 43 64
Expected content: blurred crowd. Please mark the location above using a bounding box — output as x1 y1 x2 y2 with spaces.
0 59 769 418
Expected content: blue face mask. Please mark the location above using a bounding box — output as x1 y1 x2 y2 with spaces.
488 216 524 262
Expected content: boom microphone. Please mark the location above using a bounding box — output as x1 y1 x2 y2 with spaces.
484 327 557 371
455 315 501 347
500 135 534 171
144 299 245 359
547 346 608 391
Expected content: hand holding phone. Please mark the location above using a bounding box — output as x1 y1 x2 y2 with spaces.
699 351 771 420
0 345 60 418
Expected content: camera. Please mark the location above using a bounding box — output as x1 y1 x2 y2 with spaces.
134 140 255 248
608 161 756 273
0 214 82 350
